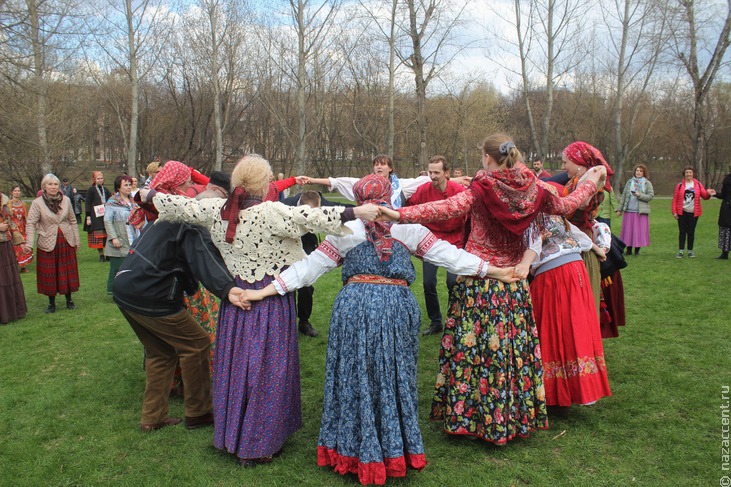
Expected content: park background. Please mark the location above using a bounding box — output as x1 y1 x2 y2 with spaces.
0 196 728 486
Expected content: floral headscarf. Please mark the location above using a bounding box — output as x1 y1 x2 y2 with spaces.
128 160 191 228
562 141 614 191
353 174 394 262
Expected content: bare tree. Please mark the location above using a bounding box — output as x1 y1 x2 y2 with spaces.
669 0 731 181
87 0 173 178
396 0 468 167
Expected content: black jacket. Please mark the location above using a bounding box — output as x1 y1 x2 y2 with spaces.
112 220 236 317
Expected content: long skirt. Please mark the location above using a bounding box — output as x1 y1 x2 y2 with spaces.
87 229 106 249
36 230 80 297
531 262 612 406
317 281 426 486
600 270 626 338
582 251 601 319
430 277 548 445
0 240 27 324
619 212 650 248
719 226 731 252
213 275 301 460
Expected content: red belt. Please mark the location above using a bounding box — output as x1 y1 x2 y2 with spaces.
346 274 408 287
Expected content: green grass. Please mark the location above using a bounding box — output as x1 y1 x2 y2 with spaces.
1 198 728 486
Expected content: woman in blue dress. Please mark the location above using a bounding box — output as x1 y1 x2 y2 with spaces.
245 175 517 485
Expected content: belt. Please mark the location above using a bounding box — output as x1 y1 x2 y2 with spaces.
346 274 408 287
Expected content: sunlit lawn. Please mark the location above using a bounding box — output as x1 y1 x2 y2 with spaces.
0 197 728 486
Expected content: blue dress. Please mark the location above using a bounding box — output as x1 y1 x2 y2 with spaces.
317 240 427 485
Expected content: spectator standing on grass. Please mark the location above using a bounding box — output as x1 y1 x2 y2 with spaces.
715 172 731 259
241 174 518 485
23 174 80 314
84 171 111 263
379 133 606 446
617 164 654 255
103 175 138 296
71 187 84 225
405 155 467 336
60 178 74 199
113 163 247 433
672 166 716 258
149 154 380 467
533 159 552 179
0 190 27 324
9 186 33 271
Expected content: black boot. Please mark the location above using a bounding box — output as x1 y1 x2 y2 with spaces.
625 246 632 255
634 247 640 255
718 251 729 260
422 322 443 336
66 293 76 310
46 297 56 314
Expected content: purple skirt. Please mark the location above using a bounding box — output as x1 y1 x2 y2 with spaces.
620 212 650 248
212 275 302 460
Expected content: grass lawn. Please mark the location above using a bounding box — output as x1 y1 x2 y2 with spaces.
0 197 728 486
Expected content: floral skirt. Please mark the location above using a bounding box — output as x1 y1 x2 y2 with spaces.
531 262 612 406
430 277 548 445
318 281 426 486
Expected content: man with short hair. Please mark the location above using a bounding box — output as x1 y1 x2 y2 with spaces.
406 155 468 336
60 178 74 199
533 159 551 179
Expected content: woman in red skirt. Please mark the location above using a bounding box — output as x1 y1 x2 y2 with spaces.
84 171 111 262
529 207 612 409
23 174 81 313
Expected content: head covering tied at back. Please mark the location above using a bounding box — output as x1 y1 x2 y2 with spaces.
562 141 614 192
128 160 191 228
353 174 394 262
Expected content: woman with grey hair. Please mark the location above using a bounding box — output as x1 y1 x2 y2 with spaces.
23 174 81 313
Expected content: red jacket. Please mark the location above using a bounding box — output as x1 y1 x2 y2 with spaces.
406 180 467 247
672 178 711 217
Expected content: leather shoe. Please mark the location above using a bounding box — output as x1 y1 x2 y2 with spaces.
185 412 214 429
140 417 182 432
66 301 76 310
45 305 56 314
422 322 443 336
298 321 319 337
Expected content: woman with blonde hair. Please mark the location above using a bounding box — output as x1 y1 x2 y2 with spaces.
146 154 380 466
380 134 606 446
84 171 111 262
24 174 81 313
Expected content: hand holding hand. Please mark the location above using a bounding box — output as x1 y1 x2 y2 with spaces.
22 243 32 253
709 189 717 196
354 203 381 222
295 176 309 185
490 266 520 284
593 245 607 262
227 287 252 310
580 166 607 190
512 263 530 280
377 206 400 222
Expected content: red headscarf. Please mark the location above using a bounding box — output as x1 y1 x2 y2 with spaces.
469 166 548 236
353 174 394 262
220 187 261 243
128 161 191 228
562 141 614 191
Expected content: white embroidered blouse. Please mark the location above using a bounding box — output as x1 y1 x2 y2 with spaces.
272 219 488 294
153 193 352 283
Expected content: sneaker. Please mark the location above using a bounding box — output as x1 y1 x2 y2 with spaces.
688 251 696 258
676 251 684 259
298 321 319 337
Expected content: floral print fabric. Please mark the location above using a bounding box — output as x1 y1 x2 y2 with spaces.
430 277 548 444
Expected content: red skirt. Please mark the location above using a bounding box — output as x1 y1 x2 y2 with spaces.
600 270 626 338
36 230 80 296
87 230 107 249
531 261 612 407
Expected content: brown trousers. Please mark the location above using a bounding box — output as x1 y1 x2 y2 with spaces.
120 307 212 424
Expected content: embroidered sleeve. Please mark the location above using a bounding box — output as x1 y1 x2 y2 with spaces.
541 180 597 215
398 189 476 224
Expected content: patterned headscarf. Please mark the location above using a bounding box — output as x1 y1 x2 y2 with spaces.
562 141 614 191
353 174 394 262
220 187 261 243
128 161 191 228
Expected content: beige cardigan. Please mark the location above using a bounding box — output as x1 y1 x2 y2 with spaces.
26 195 80 252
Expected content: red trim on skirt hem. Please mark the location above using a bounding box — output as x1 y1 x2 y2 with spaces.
317 446 427 486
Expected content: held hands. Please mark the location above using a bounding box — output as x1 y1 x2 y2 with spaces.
376 206 400 222
295 176 310 185
709 189 717 196
592 244 607 262
579 166 607 190
512 263 530 280
227 287 251 310
488 266 520 284
354 203 381 222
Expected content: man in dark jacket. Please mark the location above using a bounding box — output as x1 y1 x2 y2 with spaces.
281 190 352 337
113 220 247 432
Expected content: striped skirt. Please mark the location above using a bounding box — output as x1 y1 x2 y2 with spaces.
36 230 80 296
